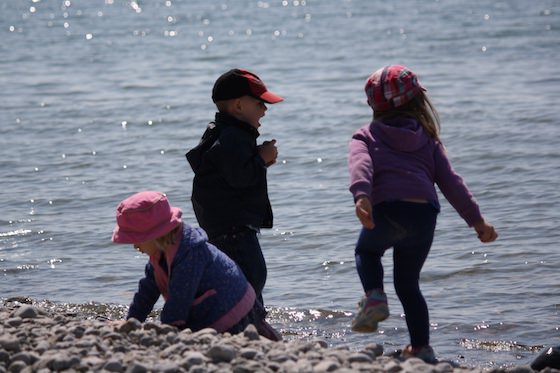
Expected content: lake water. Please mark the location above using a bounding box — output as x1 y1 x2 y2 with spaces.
1 0 559 368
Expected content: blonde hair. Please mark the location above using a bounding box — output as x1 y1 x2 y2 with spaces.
155 226 180 248
374 90 441 140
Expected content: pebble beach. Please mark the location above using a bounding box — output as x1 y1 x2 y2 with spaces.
1 299 556 373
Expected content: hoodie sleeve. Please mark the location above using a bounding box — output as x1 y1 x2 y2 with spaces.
433 142 483 226
127 263 161 322
349 127 374 201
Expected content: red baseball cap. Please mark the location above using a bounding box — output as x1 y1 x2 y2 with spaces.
365 65 425 112
212 69 284 104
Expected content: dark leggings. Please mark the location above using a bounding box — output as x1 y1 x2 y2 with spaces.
210 229 267 306
355 201 438 347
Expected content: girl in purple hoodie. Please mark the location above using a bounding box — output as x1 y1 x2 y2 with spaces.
348 65 497 363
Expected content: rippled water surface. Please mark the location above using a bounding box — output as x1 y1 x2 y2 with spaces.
1 0 559 368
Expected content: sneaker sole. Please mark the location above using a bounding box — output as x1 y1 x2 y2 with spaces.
351 307 389 333
351 320 378 333
362 304 389 322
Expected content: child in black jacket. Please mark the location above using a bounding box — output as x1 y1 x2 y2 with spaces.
186 69 283 306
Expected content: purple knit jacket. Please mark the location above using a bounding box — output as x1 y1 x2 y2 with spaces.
348 117 483 226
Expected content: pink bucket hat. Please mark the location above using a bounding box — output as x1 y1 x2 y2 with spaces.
365 65 425 112
112 191 182 244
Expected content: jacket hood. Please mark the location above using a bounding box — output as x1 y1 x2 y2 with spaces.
370 118 429 152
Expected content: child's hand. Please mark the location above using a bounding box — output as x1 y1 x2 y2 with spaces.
355 196 375 229
258 139 278 167
473 220 498 243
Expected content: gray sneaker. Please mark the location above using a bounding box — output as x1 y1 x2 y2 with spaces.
351 290 389 333
401 345 438 364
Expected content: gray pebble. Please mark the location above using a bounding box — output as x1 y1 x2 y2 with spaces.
0 337 20 352
207 344 237 363
5 319 22 328
435 362 455 373
347 352 373 364
49 354 81 371
243 324 260 341
9 352 38 366
187 367 207 373
401 357 436 373
103 360 124 372
267 350 292 363
118 318 142 333
294 359 313 373
125 362 149 373
152 362 180 373
313 339 329 349
240 348 260 360
382 359 404 373
193 328 217 336
313 360 340 372
182 351 207 368
363 342 384 358
7 360 26 373
14 306 37 320
0 350 10 364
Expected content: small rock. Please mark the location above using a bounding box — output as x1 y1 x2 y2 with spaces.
240 348 260 359
48 353 80 371
0 350 10 364
33 341 50 354
6 318 22 327
243 324 260 341
9 352 38 366
401 358 435 373
193 328 217 336
267 351 292 363
117 318 142 333
434 361 454 373
103 360 124 372
8 360 27 373
182 351 207 368
0 336 20 352
152 362 180 373
313 339 329 349
207 344 237 363
381 359 402 373
347 352 373 364
363 343 384 358
125 362 149 373
313 360 340 372
294 359 313 372
14 306 38 319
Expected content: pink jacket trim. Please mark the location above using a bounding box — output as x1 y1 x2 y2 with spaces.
210 285 256 333
193 289 217 306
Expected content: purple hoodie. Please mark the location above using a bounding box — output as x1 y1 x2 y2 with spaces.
348 118 483 226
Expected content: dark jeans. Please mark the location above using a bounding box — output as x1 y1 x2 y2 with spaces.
210 228 267 306
355 201 438 347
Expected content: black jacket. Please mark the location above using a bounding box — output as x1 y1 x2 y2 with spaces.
186 112 273 239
